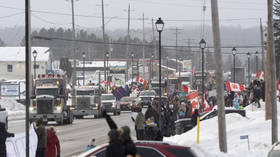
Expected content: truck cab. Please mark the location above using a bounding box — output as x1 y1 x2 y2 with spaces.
30 74 74 125
139 90 156 107
100 94 120 115
72 86 101 118
0 105 8 130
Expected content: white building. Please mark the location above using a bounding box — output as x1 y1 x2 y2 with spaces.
0 47 51 80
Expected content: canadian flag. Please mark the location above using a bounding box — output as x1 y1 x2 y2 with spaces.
135 76 147 87
182 85 189 92
199 96 211 112
225 81 244 92
186 91 199 114
256 70 265 81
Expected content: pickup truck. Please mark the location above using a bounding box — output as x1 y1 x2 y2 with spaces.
0 104 8 130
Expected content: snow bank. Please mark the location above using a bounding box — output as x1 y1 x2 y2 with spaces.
164 103 279 157
0 98 25 116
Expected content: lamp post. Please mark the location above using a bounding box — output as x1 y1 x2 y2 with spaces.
232 47 237 83
255 51 259 73
166 56 169 83
199 39 206 111
247 52 250 84
106 52 109 85
32 50 38 81
155 17 164 129
131 53 134 81
82 52 86 85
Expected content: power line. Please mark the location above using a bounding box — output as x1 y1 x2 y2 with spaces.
32 35 263 49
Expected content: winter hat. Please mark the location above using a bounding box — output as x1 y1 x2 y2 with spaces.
120 126 131 141
36 118 43 126
108 129 119 141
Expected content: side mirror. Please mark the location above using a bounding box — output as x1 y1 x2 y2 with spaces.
0 108 6 111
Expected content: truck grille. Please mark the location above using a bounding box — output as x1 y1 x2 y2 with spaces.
77 97 91 110
37 99 53 114
103 103 112 110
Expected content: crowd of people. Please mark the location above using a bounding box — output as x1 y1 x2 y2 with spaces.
224 79 265 109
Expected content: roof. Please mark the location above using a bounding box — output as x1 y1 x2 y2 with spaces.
0 47 50 62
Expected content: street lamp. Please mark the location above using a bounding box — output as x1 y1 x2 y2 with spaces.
247 52 250 84
82 52 86 85
255 51 259 73
199 38 206 111
131 53 134 81
166 56 169 82
32 50 38 81
155 17 164 129
232 47 237 83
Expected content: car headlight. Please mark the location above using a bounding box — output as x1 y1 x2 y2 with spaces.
56 106 62 111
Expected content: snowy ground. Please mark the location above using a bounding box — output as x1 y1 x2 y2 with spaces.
164 101 280 157
0 98 25 117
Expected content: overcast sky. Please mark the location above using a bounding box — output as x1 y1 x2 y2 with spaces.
0 0 267 30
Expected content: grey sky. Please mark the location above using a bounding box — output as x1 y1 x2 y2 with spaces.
0 0 267 30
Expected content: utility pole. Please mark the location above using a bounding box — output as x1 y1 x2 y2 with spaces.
260 18 265 71
101 0 107 93
267 0 278 144
125 4 131 82
142 13 145 79
170 28 183 72
25 0 31 156
210 0 227 153
71 0 77 102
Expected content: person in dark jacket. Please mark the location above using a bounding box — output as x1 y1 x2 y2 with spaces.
106 129 124 157
45 127 60 157
134 109 145 140
118 126 137 157
35 118 47 157
0 122 14 157
191 109 199 126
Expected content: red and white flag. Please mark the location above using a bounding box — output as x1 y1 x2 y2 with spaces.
186 91 199 114
256 70 265 81
225 81 244 92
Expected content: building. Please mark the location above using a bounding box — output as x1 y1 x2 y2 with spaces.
0 47 51 80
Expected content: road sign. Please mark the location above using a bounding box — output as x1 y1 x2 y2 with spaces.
1 84 19 96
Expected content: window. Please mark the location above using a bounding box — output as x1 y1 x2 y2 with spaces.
33 64 39 69
137 147 165 157
7 64 13 72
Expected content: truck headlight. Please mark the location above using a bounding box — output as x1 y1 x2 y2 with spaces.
56 106 62 111
112 103 116 108
30 107 35 111
70 106 76 110
92 104 99 110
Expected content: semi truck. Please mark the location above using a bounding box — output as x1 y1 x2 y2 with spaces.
72 85 102 118
30 74 74 125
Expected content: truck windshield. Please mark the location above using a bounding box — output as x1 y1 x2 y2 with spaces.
77 90 95 95
101 95 115 100
140 91 155 96
36 88 59 96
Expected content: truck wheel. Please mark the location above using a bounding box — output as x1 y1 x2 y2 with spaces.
117 110 121 115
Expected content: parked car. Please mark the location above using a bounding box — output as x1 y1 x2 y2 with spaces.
120 97 136 111
200 107 246 121
78 141 198 157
